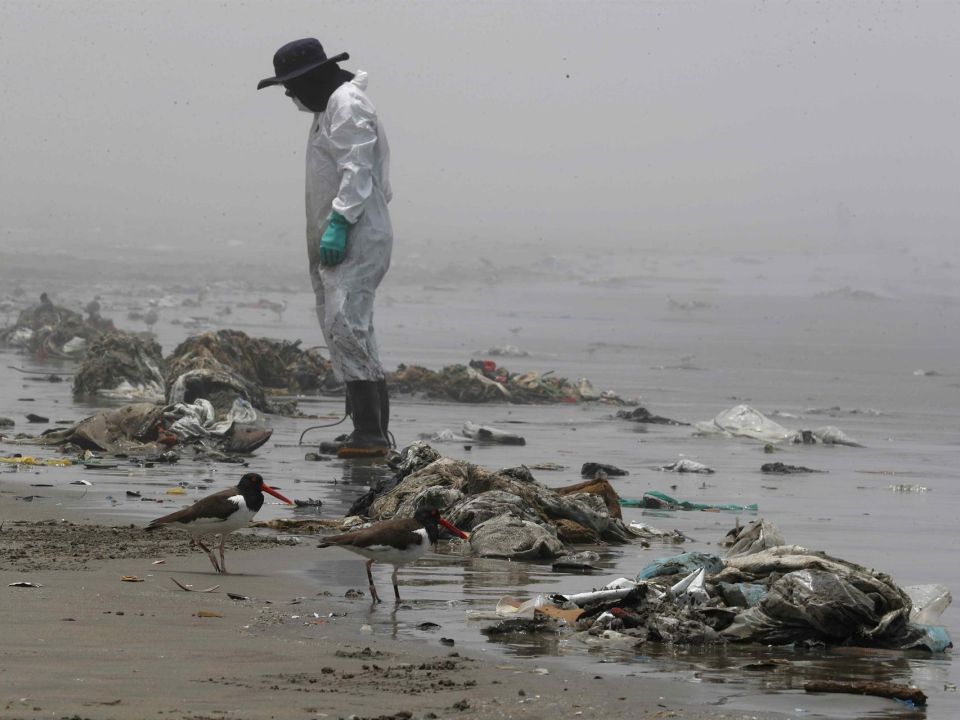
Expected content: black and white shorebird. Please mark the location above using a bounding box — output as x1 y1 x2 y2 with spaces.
318 507 470 604
146 472 293 574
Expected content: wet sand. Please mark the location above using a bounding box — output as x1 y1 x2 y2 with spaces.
0 489 789 720
2 244 958 718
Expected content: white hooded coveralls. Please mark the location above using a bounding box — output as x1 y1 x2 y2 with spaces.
305 71 392 382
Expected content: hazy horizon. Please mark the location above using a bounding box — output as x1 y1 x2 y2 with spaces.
2 1 959 277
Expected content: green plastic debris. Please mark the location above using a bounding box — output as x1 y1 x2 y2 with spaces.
620 490 758 512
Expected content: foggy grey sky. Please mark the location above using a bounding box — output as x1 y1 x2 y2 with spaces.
2 1 958 264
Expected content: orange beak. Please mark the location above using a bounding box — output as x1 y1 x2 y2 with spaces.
438 516 470 540
262 483 294 505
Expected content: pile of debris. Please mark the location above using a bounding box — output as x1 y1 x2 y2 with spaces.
165 329 334 416
36 398 272 460
313 442 669 558
72 332 166 402
389 359 632 405
69 329 335 416
0 293 115 359
479 519 952 653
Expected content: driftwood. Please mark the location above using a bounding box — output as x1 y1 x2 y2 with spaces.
804 680 927 706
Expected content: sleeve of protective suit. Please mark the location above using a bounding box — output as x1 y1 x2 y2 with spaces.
327 91 379 225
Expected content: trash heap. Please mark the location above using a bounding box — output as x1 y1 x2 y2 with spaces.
72 332 166 402
0 295 115 359
36 398 272 460
480 519 952 653
164 329 333 416
343 442 647 557
389 360 632 405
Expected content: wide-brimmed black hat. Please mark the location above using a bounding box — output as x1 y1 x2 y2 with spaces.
257 38 349 90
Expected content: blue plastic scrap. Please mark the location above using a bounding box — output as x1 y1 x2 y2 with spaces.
637 551 725 581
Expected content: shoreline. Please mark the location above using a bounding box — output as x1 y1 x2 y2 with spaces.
0 485 790 720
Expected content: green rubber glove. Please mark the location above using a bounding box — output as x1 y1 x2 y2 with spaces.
320 211 350 266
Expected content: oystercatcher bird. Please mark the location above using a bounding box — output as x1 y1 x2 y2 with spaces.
318 507 469 603
146 472 293 574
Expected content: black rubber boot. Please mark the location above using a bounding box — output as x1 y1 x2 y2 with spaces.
377 379 392 447
337 381 389 457
318 386 354 454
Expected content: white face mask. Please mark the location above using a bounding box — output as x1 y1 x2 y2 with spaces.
291 96 313 113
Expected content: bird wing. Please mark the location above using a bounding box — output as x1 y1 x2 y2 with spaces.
318 517 424 550
146 488 241 528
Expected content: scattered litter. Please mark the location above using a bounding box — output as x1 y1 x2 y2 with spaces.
741 659 791 671
761 462 823 474
227 593 251 601
581 462 628 478
126 491 142 498
120 575 144 583
905 584 952 625
722 519 785 558
627 522 688 544
615 406 687 425
166 487 187 495
484 344 528 357
151 560 165 565
70 479 93 486
889 484 929 493
462 422 526 446
803 680 926 706
0 456 72 467
170 578 220 593
658 459 714 474
552 558 601 573
293 498 323 508
193 611 223 618
8 581 42 588
693 405 861 446
621 490 758 513
534 605 584 624
526 462 566 471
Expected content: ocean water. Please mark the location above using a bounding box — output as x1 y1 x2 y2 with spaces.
1 246 957 718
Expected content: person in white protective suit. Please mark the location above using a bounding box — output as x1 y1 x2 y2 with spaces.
258 38 393 456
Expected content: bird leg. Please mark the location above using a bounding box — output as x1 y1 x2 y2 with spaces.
218 533 229 575
365 559 382 604
392 567 401 603
194 537 222 574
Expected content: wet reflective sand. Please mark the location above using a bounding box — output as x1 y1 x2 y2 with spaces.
2 249 957 718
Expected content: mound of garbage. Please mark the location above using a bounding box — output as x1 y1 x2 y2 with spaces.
164 330 334 416
320 442 664 560
478 518 952 653
0 293 115 359
389 359 632 405
72 332 166 402
36 398 272 460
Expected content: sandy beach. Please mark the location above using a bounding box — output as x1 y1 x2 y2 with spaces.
0 485 791 720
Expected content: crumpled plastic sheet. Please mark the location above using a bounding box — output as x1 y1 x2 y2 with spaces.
694 404 862 446
165 398 262 440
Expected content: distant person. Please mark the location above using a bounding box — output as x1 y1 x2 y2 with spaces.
258 38 392 456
